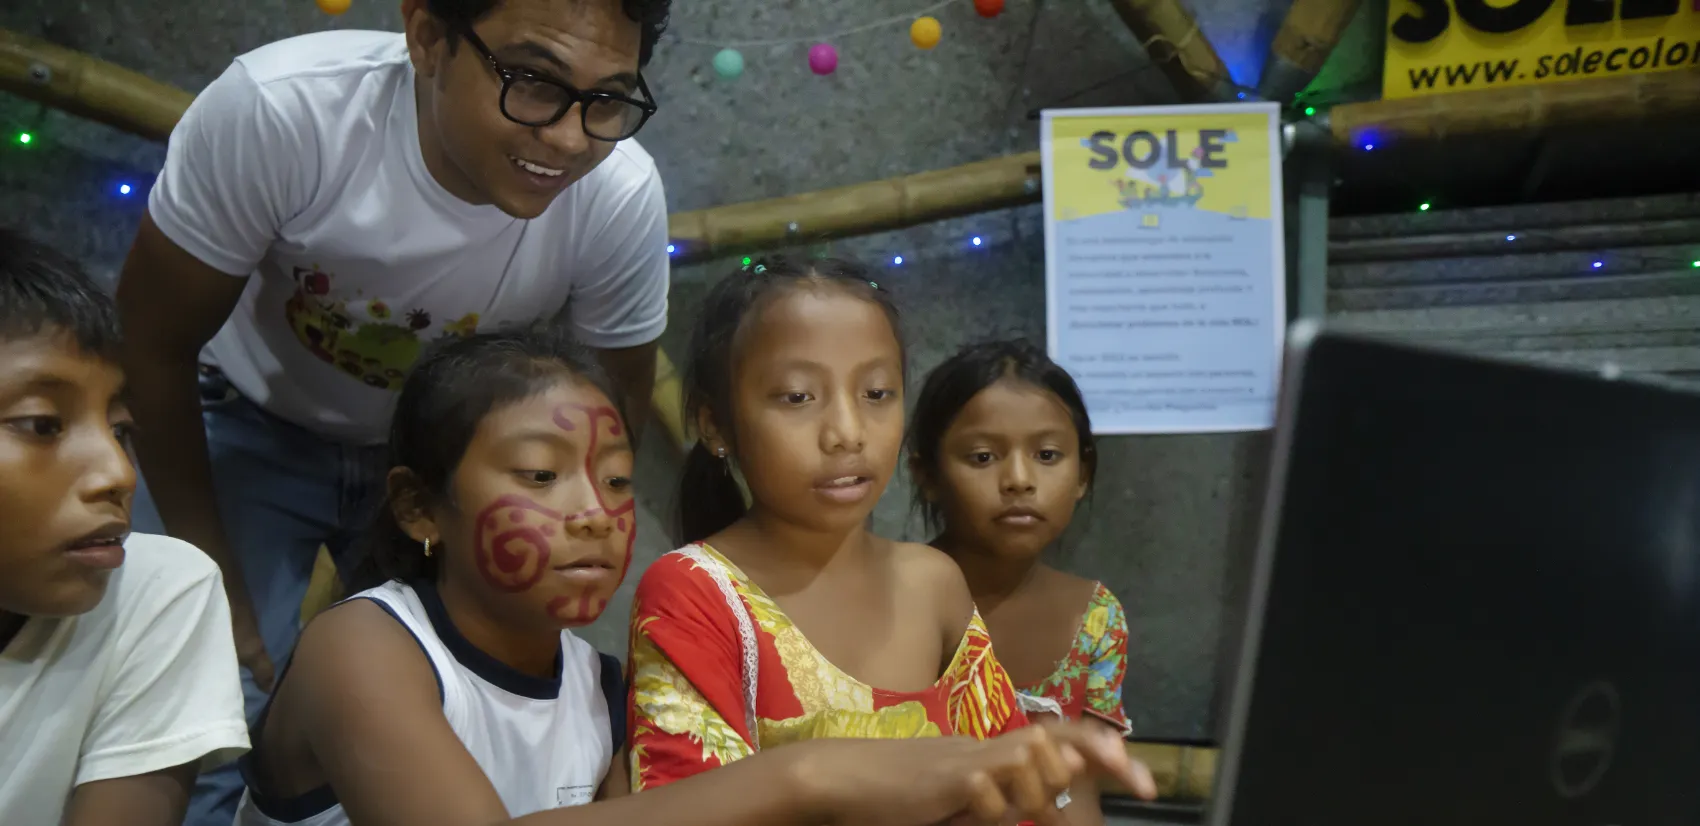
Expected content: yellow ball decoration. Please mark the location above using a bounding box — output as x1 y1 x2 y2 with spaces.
910 16 942 50
316 0 352 15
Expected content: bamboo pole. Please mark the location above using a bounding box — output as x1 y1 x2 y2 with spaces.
1104 0 1237 102
1102 742 1218 801
1257 0 1363 103
668 152 1041 264
1329 66 1700 145
0 28 191 142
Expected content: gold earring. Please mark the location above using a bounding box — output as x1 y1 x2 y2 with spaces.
422 537 432 557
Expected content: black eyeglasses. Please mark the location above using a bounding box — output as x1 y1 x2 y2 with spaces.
458 26 658 142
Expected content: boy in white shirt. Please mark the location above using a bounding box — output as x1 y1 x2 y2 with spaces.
0 228 250 826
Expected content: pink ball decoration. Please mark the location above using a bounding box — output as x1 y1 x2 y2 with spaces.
808 43 839 75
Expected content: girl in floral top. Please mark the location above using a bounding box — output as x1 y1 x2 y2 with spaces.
627 258 1090 803
907 339 1134 826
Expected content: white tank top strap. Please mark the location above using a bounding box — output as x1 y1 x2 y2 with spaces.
352 581 456 709
233 579 618 826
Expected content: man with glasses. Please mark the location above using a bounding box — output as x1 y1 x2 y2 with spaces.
113 0 671 823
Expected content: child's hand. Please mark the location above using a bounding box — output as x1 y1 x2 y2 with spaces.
802 723 1155 826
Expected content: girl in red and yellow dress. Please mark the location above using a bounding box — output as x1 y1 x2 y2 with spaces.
626 257 1034 792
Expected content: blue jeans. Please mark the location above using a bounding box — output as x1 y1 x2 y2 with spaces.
130 367 387 826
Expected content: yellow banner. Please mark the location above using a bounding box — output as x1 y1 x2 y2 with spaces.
1383 0 1700 100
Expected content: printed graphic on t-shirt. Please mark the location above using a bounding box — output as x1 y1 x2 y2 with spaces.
284 264 481 391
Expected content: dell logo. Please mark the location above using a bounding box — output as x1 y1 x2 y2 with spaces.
1549 680 1621 799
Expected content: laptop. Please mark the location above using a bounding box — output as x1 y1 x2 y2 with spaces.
1210 321 1700 826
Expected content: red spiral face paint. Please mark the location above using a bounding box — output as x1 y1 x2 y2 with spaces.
474 495 564 593
540 402 638 626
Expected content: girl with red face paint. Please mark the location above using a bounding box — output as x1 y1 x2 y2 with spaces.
233 324 1153 826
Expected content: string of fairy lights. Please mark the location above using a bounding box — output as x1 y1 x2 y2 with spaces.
666 0 1009 79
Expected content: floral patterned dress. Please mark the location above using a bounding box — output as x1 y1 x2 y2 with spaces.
1016 582 1132 735
626 543 1030 790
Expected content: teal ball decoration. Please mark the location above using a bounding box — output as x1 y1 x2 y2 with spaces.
713 48 745 80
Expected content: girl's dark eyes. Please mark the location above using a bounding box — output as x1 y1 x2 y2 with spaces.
518 471 634 491
5 416 64 439
27 417 61 437
865 389 894 402
3 417 138 447
783 392 810 405
1038 449 1063 462
969 451 995 465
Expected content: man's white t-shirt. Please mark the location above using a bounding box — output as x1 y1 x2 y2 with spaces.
149 30 672 444
0 533 250 824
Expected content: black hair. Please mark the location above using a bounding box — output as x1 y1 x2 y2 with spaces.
0 228 121 362
676 254 906 545
428 0 671 66
905 338 1096 532
345 324 625 592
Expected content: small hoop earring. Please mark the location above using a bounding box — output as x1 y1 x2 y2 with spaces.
422 537 432 557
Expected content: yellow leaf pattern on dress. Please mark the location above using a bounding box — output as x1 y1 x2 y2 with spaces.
943 612 1017 740
759 699 941 747
629 723 654 791
629 632 754 770
746 588 877 714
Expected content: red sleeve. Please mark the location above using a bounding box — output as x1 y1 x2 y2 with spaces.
626 551 756 790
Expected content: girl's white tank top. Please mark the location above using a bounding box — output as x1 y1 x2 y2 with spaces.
232 579 621 826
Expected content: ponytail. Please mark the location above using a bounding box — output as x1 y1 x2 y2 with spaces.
677 441 748 545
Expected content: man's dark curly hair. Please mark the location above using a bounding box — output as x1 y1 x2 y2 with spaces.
429 0 671 66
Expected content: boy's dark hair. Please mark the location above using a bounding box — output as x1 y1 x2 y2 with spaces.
345 324 624 592
905 338 1096 531
677 254 906 545
428 0 671 66
0 228 121 360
